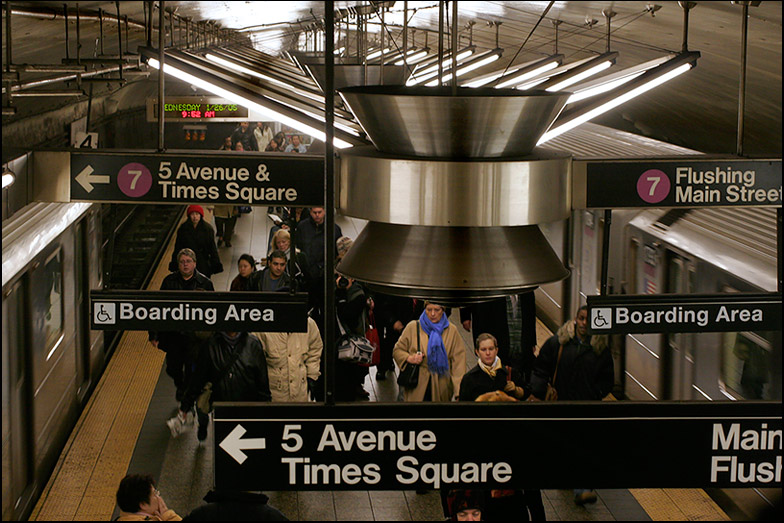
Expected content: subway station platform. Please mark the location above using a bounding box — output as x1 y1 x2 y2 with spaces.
30 206 731 521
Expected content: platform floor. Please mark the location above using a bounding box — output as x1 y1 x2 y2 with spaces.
30 206 732 521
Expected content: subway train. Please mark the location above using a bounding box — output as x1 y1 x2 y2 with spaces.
535 205 780 402
1 201 104 521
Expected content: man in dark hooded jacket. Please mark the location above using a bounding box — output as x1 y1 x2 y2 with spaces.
531 304 613 506
183 490 287 521
169 205 222 278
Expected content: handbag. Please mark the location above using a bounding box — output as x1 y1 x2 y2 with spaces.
238 206 252 214
544 344 564 401
358 310 381 368
195 342 245 414
336 314 376 365
396 322 421 389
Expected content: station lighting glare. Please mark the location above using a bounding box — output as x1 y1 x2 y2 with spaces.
408 47 475 79
564 55 672 104
147 58 354 149
384 48 423 65
492 56 563 89
395 49 429 66
538 55 697 145
424 50 502 87
463 65 522 88
366 47 392 60
205 53 325 104
2 168 15 189
407 48 477 85
545 61 613 91
333 46 345 55
520 52 618 92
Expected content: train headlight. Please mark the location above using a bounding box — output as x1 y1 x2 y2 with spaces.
2 167 15 189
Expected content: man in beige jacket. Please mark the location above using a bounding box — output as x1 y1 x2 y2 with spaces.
256 317 323 402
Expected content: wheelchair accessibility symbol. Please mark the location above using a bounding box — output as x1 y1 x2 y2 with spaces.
591 308 612 330
94 303 116 325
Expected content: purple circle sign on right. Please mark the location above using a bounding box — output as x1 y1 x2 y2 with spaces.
637 169 671 204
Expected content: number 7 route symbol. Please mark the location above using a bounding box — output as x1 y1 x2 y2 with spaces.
637 169 671 204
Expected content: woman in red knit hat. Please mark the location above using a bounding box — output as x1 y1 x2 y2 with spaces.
168 205 223 278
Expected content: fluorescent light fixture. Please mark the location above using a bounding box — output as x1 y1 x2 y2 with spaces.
495 60 560 89
523 52 618 92
205 53 324 104
545 60 613 91
334 46 345 55
366 47 391 60
147 58 353 149
538 54 697 145
407 48 477 85
385 48 421 65
424 50 501 87
463 66 521 88
395 49 429 66
2 169 15 189
565 55 673 104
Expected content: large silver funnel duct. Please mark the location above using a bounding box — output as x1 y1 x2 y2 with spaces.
305 64 408 92
337 222 569 305
338 86 570 158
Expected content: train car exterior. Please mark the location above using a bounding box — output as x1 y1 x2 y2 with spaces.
2 202 103 521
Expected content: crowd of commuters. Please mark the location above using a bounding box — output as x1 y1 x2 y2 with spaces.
219 121 311 153
140 196 615 520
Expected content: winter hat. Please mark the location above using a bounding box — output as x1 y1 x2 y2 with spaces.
187 204 204 217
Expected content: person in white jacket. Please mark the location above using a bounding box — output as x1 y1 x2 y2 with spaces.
254 122 274 152
256 317 323 402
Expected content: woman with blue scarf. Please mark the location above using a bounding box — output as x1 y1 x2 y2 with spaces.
393 302 467 402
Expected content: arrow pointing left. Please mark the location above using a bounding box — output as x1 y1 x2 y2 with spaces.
220 424 267 465
75 165 110 193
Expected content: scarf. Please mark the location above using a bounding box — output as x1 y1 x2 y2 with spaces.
478 356 502 378
419 309 450 376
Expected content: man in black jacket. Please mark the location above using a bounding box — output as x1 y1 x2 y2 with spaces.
174 331 271 441
150 248 215 401
183 490 287 521
230 121 258 151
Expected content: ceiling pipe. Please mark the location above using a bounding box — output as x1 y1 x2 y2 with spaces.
451 1 458 95
2 62 146 94
10 5 145 30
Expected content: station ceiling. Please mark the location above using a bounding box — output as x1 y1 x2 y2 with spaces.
2 1 782 155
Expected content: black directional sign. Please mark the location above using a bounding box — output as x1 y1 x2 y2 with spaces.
70 150 324 205
90 290 309 332
212 402 781 490
583 157 782 208
586 293 782 334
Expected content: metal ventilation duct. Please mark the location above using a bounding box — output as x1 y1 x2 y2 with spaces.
339 86 569 158
338 222 570 304
335 86 572 303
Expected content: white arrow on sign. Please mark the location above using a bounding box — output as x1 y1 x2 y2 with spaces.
220 424 266 465
75 165 110 193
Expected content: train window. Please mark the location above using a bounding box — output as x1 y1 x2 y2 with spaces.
721 332 773 400
627 238 639 294
43 250 64 354
666 255 683 294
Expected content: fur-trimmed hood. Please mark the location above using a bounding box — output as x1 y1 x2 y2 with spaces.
557 320 608 354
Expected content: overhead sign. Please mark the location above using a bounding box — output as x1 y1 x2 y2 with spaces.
69 150 323 205
146 96 250 122
212 402 781 490
90 290 308 332
587 293 781 334
575 157 782 208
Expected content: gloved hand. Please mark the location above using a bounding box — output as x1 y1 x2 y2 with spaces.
307 378 317 395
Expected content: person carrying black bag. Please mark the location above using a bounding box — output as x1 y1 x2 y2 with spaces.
169 332 271 442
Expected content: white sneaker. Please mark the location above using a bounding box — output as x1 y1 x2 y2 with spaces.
166 416 183 438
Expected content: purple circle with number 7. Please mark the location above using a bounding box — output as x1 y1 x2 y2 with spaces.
118 163 152 197
637 169 670 204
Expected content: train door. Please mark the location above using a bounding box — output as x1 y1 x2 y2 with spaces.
74 219 91 401
2 279 34 520
662 250 697 399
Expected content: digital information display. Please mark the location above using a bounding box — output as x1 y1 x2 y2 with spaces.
146 97 250 122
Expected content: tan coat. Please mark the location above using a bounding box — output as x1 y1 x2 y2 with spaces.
257 317 323 402
393 319 466 402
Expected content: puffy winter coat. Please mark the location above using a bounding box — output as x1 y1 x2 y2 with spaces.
169 219 222 278
180 332 271 413
256 317 323 402
531 320 613 401
392 319 466 403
